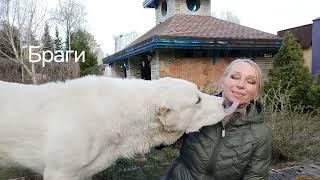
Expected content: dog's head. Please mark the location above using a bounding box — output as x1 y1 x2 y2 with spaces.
153 77 238 134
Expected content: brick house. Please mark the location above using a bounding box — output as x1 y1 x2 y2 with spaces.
278 18 320 76
103 0 282 87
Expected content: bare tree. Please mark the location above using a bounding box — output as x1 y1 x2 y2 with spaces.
52 0 86 51
219 10 240 24
212 10 240 25
84 31 104 64
0 0 47 84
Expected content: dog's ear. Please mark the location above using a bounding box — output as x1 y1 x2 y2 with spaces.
157 107 173 127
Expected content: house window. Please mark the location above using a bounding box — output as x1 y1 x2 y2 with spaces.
161 0 167 16
186 0 200 12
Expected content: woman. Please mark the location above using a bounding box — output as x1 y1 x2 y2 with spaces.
163 59 272 180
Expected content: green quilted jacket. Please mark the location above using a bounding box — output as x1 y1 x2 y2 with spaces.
164 102 272 180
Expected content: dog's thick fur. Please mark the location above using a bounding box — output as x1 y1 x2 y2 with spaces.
0 76 231 180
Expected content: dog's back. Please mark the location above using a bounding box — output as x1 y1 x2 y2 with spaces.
0 77 155 173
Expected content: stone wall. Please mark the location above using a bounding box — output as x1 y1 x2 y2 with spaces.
155 0 211 24
110 62 126 78
175 0 210 16
157 51 274 87
155 0 175 25
106 52 274 86
127 58 141 79
158 51 232 87
255 58 273 82
150 52 160 80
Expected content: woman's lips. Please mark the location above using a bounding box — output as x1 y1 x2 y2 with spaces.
232 91 245 98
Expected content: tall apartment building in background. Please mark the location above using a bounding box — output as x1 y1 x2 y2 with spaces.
114 31 139 53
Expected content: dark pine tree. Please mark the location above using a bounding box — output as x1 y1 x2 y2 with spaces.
41 22 54 59
70 30 98 76
265 32 311 107
54 26 63 51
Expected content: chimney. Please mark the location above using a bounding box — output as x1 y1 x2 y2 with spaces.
312 17 320 76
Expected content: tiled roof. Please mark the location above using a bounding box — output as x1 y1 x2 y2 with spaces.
103 15 282 63
127 15 281 49
277 24 312 49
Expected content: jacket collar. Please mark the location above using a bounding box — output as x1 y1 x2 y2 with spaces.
227 102 264 127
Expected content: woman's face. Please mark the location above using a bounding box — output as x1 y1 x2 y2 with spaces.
222 62 259 106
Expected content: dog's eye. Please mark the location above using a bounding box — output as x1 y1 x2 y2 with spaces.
195 96 201 104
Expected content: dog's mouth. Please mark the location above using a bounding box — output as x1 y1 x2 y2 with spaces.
223 100 239 115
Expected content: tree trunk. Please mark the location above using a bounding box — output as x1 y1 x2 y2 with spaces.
31 62 37 84
67 26 71 51
21 66 24 83
21 61 38 85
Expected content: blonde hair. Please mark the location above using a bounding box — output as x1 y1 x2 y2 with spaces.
223 59 263 97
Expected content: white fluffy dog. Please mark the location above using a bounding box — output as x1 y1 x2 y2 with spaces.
0 76 237 180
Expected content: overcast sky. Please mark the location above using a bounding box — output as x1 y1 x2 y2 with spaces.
50 0 320 56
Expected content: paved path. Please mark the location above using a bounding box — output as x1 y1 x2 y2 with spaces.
269 163 320 180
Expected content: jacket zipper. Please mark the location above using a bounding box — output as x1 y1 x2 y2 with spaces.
222 123 226 137
207 122 225 177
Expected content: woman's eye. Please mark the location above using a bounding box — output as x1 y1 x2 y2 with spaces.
247 80 256 85
230 75 240 80
195 96 201 104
